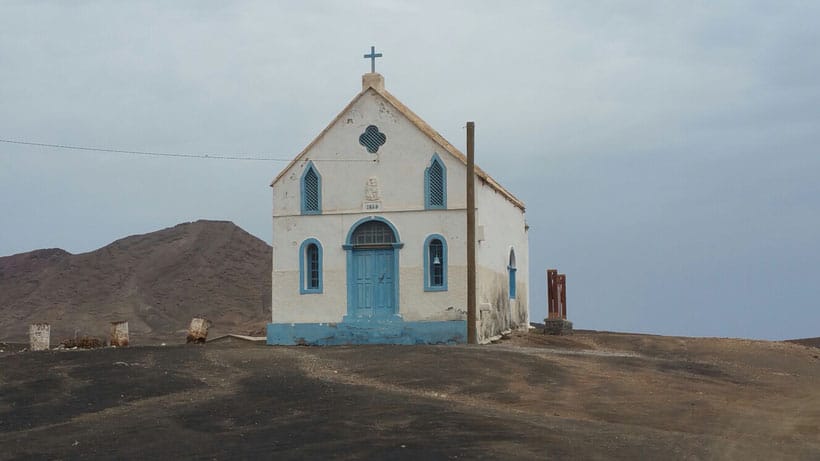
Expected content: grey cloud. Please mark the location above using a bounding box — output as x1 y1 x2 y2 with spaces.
1 1 818 339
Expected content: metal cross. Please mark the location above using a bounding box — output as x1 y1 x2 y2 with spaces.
363 46 383 73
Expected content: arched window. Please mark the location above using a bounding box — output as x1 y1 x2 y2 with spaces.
301 162 321 215
350 220 396 246
424 234 448 291
508 248 517 299
425 154 447 209
299 239 323 294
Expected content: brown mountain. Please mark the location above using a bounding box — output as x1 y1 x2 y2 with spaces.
0 220 271 343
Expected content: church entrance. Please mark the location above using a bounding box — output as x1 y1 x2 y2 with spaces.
351 248 394 318
344 218 402 320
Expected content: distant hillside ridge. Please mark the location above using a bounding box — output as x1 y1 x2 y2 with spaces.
787 337 820 349
0 220 272 343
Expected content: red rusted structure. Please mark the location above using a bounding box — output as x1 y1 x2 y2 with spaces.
545 269 572 335
547 269 558 319
547 270 567 320
557 274 567 320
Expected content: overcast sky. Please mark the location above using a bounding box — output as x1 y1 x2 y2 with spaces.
2 1 818 340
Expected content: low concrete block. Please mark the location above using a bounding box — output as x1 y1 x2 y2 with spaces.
109 321 129 347
29 323 51 351
187 318 211 343
544 318 573 335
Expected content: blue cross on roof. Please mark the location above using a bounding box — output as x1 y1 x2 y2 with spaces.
363 46 383 73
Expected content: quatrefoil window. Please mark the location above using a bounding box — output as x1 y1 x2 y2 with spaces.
359 125 386 153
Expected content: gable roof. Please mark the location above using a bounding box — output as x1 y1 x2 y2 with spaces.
271 79 525 211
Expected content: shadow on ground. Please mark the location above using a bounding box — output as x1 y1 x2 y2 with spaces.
1 330 819 460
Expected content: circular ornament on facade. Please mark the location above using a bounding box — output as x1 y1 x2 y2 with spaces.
359 125 386 153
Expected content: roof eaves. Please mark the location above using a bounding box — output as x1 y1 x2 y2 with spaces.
373 87 526 211
270 87 371 187
270 82 526 212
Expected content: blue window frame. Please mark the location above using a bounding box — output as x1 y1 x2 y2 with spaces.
301 161 321 215
299 238 323 294
425 154 447 209
508 248 517 299
424 234 448 291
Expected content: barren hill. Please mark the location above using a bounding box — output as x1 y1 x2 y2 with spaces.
0 220 271 343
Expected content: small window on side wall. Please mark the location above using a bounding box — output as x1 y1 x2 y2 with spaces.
425 154 446 209
300 239 323 294
301 161 321 215
508 248 517 299
424 234 447 291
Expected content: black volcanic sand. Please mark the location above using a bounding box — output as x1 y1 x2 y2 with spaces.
1 330 819 460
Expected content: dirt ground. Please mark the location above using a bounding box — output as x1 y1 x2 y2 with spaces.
1 330 819 460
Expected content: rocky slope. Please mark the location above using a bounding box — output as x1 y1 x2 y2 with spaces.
0 220 271 343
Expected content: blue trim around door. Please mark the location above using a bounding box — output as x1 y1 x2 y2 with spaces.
343 216 402 244
343 216 403 321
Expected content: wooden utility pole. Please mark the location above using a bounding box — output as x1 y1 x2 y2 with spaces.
466 121 477 344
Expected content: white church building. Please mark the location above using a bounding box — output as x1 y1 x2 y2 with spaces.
267 59 529 345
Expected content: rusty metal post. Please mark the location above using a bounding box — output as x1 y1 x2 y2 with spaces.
561 274 568 319
546 270 552 319
187 318 211 343
544 271 572 335
109 321 129 347
558 274 567 319
29 323 50 351
466 121 477 344
547 269 558 319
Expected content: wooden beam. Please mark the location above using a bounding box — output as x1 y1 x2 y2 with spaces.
467 121 477 344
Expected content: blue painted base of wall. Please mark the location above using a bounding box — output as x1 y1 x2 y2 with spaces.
267 320 467 345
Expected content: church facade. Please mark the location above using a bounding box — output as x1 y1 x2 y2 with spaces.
267 72 529 345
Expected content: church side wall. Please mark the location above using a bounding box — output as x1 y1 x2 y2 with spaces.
474 180 529 342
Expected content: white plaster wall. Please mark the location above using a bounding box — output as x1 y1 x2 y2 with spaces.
272 89 467 217
271 210 467 323
475 180 530 342
271 88 472 324
270 86 527 335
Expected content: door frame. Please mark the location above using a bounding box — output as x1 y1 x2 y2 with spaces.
343 216 404 321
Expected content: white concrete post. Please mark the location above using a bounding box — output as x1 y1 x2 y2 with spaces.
29 323 50 351
187 318 210 343
109 321 129 347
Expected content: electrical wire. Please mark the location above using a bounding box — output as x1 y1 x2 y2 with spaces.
0 138 375 162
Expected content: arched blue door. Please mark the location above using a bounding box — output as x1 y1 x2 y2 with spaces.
344 218 402 320
352 247 395 317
